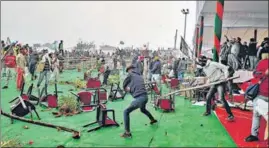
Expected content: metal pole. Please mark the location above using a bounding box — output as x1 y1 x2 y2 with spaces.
174 29 178 50
183 14 187 40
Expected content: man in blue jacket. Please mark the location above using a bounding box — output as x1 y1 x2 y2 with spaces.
121 65 157 138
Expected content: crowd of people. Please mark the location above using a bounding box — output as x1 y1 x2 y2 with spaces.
220 36 269 71
0 37 268 141
1 40 62 90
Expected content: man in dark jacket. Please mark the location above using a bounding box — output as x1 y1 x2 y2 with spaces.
257 39 269 60
173 58 179 78
177 58 187 82
28 50 39 80
147 56 154 81
247 38 258 70
151 56 161 86
121 65 157 138
133 56 144 75
58 40 64 56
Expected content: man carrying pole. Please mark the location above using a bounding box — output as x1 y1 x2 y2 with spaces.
197 55 234 121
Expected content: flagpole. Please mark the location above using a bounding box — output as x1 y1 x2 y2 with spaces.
198 16 204 56
213 0 224 62
195 25 200 58
174 29 178 50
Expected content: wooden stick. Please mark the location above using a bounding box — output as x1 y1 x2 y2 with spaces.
1 110 79 133
162 76 239 98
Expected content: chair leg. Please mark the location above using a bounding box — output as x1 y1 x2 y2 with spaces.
34 109 41 120
83 121 98 127
10 114 14 124
87 125 102 132
29 107 33 121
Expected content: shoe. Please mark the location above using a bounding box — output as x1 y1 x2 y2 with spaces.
120 132 132 138
150 119 158 125
203 112 211 116
245 135 259 142
212 104 217 110
2 86 8 89
226 115 234 122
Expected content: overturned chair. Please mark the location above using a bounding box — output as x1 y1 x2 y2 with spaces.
108 83 126 101
108 69 126 101
154 93 175 112
10 96 41 123
83 89 119 132
9 83 39 105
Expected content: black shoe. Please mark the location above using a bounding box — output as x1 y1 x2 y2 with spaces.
150 119 158 125
212 104 217 110
245 135 259 142
120 132 132 138
226 115 234 122
2 86 8 89
203 112 211 116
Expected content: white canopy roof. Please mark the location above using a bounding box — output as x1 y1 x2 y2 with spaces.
193 1 268 53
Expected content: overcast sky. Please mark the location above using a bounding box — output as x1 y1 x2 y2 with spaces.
1 1 196 49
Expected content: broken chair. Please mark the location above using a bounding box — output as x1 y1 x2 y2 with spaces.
83 89 119 132
10 96 41 123
108 83 126 101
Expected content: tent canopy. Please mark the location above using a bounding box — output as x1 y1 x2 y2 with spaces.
193 1 268 53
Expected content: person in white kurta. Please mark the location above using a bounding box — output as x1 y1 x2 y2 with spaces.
50 53 60 82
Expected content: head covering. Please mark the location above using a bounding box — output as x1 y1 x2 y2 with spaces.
198 55 207 65
138 56 144 61
154 56 159 61
126 64 135 72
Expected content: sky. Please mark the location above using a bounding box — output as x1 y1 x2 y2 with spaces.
1 1 196 49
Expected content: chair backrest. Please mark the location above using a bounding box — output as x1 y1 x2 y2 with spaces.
11 100 35 117
87 78 101 88
21 94 29 101
98 89 107 102
170 78 179 89
47 95 58 108
78 91 93 105
152 83 161 95
158 99 172 110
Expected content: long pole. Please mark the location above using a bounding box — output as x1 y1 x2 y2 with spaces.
198 16 204 56
195 26 200 58
183 14 187 40
162 75 239 98
174 29 178 50
213 0 225 62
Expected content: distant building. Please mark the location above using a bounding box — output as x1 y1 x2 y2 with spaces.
99 45 117 54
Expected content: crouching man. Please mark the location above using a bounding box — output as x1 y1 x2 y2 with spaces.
121 65 157 138
197 56 234 121
245 57 268 142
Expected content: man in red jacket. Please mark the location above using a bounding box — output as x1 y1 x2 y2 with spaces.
245 57 268 142
2 52 17 89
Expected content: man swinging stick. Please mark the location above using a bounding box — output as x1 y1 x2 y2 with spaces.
197 56 234 121
121 65 157 138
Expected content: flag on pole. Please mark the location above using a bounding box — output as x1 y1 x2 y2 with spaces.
195 26 200 58
198 16 204 56
213 0 224 62
180 36 191 58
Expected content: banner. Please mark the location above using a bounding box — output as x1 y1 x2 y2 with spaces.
179 36 190 58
